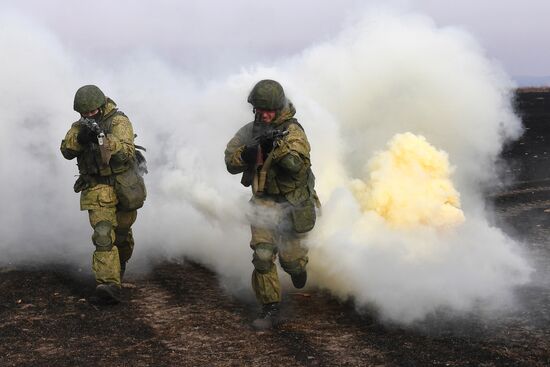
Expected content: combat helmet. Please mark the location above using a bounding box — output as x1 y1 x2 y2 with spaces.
247 80 286 111
73 85 106 114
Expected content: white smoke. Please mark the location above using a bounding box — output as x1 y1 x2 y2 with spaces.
0 5 532 323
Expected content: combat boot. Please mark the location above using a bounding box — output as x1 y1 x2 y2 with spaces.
252 302 280 330
91 283 121 305
291 270 307 289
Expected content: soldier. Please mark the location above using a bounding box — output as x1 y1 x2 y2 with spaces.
61 85 146 304
225 80 319 329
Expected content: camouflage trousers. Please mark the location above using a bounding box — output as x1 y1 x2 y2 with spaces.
81 184 137 286
249 196 309 305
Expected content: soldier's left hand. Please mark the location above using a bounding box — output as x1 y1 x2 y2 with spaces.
241 144 258 165
77 125 98 145
259 137 274 154
256 131 275 153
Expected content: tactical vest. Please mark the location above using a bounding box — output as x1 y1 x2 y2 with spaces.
76 110 132 178
259 118 316 206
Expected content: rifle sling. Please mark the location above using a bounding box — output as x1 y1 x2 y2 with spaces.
255 119 303 194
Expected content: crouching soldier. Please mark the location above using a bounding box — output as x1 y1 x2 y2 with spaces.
225 80 319 329
61 85 146 304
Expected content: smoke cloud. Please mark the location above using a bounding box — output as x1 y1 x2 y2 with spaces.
0 5 532 323
351 132 465 229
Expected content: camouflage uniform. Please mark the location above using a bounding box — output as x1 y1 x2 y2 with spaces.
61 87 139 290
225 81 318 306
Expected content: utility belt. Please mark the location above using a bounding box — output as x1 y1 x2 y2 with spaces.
73 174 115 193
74 169 146 211
90 175 115 186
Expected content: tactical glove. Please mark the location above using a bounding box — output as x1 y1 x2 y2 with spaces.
241 144 258 165
77 126 98 145
256 134 273 155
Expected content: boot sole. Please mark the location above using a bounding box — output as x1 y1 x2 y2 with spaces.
291 274 307 289
93 286 121 305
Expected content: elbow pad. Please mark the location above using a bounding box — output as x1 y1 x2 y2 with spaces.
60 146 80 160
278 154 304 173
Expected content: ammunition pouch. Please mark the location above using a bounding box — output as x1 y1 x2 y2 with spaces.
290 198 316 233
114 167 147 211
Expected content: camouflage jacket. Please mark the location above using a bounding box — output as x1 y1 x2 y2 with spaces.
60 98 136 181
225 101 316 206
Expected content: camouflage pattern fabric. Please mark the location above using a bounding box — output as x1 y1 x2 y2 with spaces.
226 99 315 305
224 101 314 205
61 97 139 287
85 184 120 285
61 99 136 177
115 210 137 265
86 192 137 286
249 197 309 304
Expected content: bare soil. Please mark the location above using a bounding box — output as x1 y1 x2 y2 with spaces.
1 90 550 366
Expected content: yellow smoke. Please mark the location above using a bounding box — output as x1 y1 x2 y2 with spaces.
351 133 465 229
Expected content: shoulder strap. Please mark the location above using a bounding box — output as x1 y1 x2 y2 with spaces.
100 110 125 133
279 118 305 133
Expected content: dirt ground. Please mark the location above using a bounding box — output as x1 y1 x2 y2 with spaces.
1 89 550 366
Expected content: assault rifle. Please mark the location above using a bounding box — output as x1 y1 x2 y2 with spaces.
79 117 102 136
253 128 289 194
254 128 289 166
260 129 288 142
79 117 111 168
259 128 289 143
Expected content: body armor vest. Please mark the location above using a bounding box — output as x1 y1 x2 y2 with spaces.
244 118 315 206
76 110 132 178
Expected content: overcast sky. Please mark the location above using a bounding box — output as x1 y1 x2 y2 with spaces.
2 0 549 83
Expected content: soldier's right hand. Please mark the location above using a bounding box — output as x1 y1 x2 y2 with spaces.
77 125 98 145
241 144 258 165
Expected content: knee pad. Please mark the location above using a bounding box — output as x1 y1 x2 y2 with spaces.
252 243 277 274
280 258 305 276
92 220 113 251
